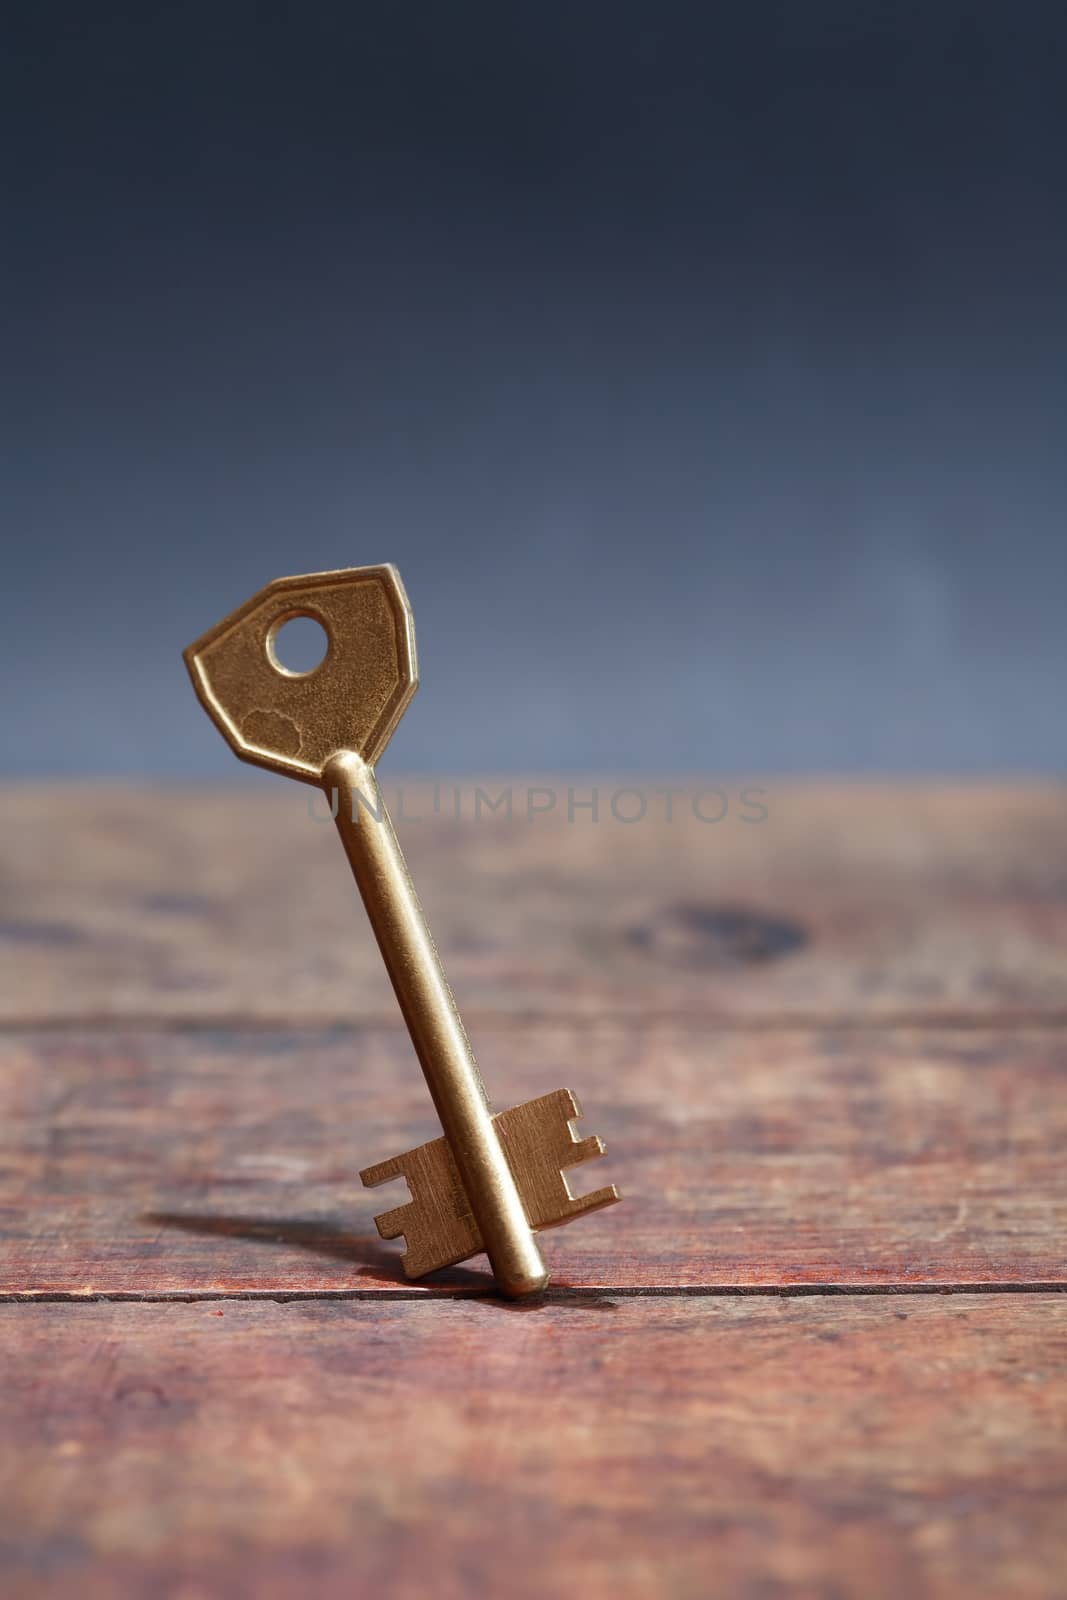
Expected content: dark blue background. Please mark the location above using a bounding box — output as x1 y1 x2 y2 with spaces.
5 3 1065 775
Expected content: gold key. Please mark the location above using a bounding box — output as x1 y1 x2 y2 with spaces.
184 565 619 1297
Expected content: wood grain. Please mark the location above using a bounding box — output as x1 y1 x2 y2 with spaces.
3 1023 1064 1295
2 782 1066 1024
4 783 1067 1599
2 1296 1064 1600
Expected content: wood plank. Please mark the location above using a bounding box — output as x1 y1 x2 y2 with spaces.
2 1296 1064 1600
3 1024 1064 1295
3 782 1066 1024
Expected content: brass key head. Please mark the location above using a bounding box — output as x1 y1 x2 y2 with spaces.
184 565 417 782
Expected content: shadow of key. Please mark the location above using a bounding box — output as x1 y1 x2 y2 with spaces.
143 1211 491 1290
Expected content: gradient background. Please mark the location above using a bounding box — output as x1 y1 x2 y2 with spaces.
5 2 1065 778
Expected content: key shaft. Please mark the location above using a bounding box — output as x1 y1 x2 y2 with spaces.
323 750 548 1298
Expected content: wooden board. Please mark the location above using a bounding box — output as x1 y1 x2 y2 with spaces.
3 1023 1065 1295
3 782 1067 1025
3 783 1066 1598
2 1296 1064 1600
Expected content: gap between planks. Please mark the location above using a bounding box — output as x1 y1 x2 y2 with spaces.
4 1283 1067 1305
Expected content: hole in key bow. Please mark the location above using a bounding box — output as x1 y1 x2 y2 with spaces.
266 612 330 677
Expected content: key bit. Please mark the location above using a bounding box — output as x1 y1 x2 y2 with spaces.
184 565 620 1297
361 1089 618 1279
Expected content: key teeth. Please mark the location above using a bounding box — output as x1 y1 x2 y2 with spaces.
358 1088 620 1280
539 1184 621 1231
561 1087 583 1118
368 1203 425 1279
360 1134 483 1279
566 1132 606 1166
359 1162 424 1268
555 1091 611 1175
495 1088 620 1233
359 1156 403 1190
557 1089 605 1150
370 1206 409 1243
552 1097 619 1222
